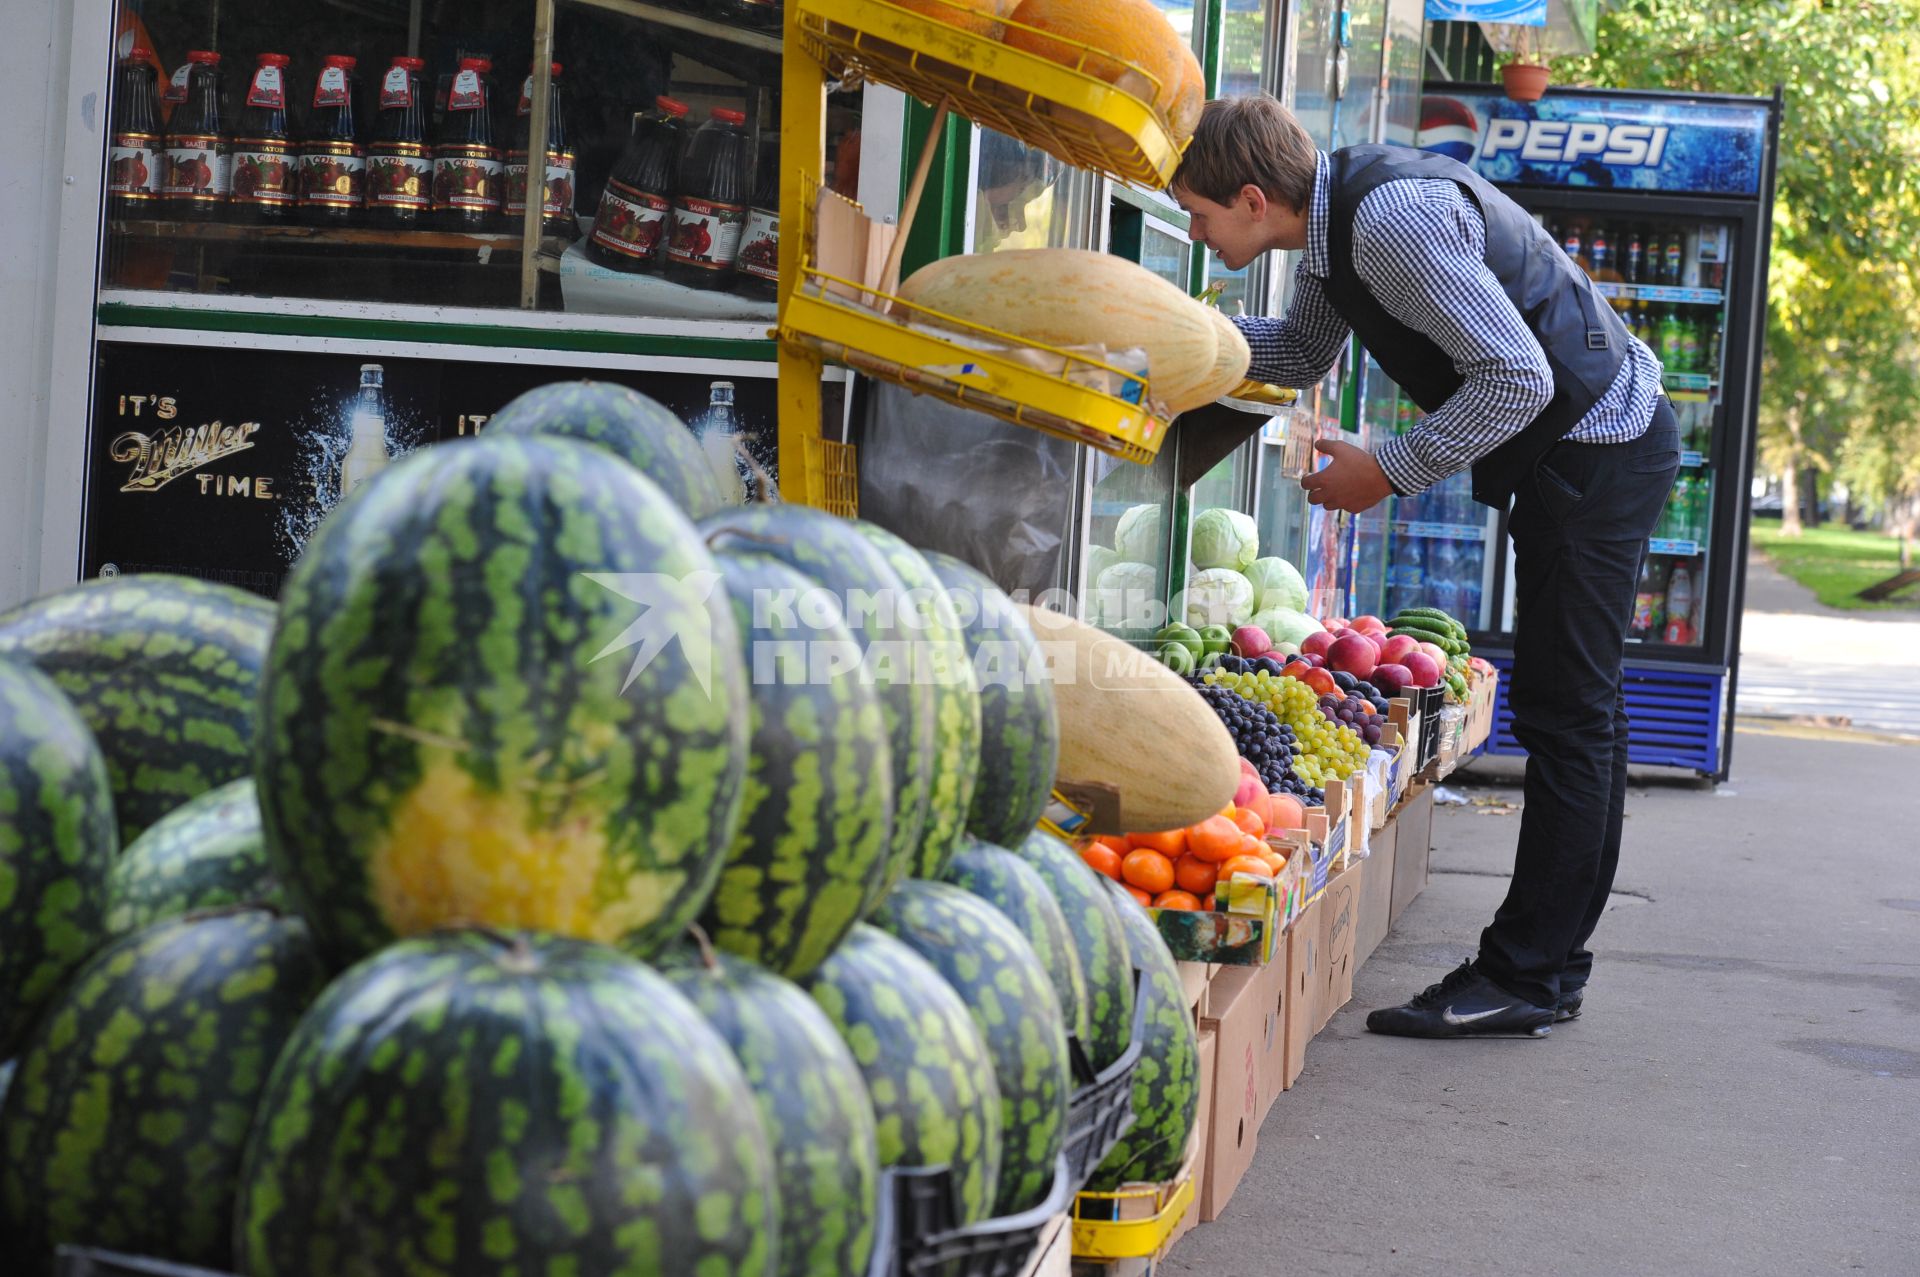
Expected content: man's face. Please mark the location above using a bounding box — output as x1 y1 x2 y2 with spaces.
1173 183 1306 270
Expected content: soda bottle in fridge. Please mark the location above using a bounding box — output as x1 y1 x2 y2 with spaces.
1457 541 1485 628
1691 474 1712 544
162 50 231 218
109 48 164 218
299 55 365 225
1561 222 1583 267
506 62 578 238
1630 556 1665 639
1661 565 1695 645
1623 225 1645 284
1427 537 1460 618
1388 534 1424 616
368 56 432 226
1589 224 1611 276
434 57 503 231
1677 313 1701 373
1662 231 1685 286
1656 309 1684 369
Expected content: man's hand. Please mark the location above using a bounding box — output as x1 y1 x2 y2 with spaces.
1300 440 1394 514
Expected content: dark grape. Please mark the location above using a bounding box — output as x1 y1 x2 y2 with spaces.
1332 671 1358 692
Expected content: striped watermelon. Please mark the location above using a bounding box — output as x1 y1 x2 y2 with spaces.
701 506 934 906
1089 877 1199 1190
697 551 893 979
660 945 880 1277
0 574 275 842
1013 831 1136 1070
873 880 1070 1215
486 380 731 518
923 553 1059 847
236 931 776 1277
106 777 284 936
256 435 750 965
943 837 1091 1051
802 924 1001 1226
0 660 117 1058
847 527 980 880
0 908 328 1271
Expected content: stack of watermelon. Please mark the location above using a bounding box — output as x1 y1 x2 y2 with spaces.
0 380 1199 1277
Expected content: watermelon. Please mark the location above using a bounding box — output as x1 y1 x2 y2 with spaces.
0 660 117 1058
486 380 731 518
943 838 1090 1052
802 924 1001 1226
922 553 1059 847
697 551 893 979
105 777 285 936
701 506 934 907
660 945 880 1277
0 574 276 842
236 930 776 1277
256 435 750 965
0 908 328 1271
873 880 1070 1215
1013 831 1135 1071
1088 878 1199 1190
847 526 981 880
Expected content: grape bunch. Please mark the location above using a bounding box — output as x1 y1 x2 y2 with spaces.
1200 668 1370 786
1321 671 1391 745
1186 678 1322 802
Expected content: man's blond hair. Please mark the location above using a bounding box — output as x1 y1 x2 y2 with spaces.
1172 95 1318 212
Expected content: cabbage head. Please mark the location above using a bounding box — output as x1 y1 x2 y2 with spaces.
1190 508 1259 571
1245 556 1309 613
1084 545 1121 595
1180 568 1256 628
1091 560 1160 630
1113 504 1165 565
1249 606 1322 648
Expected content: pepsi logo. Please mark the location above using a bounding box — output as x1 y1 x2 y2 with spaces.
1417 95 1479 164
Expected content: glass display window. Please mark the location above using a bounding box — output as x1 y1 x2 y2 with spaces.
1084 447 1179 635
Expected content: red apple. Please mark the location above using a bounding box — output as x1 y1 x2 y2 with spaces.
1231 625 1272 658
1326 632 1378 680
1402 650 1442 687
1371 663 1412 696
1361 631 1386 654
1299 629 1336 659
1379 634 1419 665
1351 614 1387 635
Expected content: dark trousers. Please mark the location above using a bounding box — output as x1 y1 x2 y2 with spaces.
1475 399 1680 1010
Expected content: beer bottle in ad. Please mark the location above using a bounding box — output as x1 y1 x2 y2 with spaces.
109 47 164 217
162 50 231 218
434 57 503 230
368 56 431 225
736 138 779 301
506 62 577 238
665 107 750 289
589 97 688 272
339 363 392 500
300 55 365 225
231 53 297 223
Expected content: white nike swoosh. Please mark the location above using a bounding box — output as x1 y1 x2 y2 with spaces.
1442 1005 1511 1026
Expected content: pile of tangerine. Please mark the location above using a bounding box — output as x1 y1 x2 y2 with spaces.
1079 804 1289 911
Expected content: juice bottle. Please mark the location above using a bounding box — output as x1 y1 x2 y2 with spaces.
368 56 431 226
1661 566 1695 645
588 97 688 271
162 50 231 219
231 53 297 223
434 57 503 231
506 62 577 238
1677 311 1701 372
299 55 365 225
109 48 163 217
735 139 779 301
1630 556 1664 639
665 107 750 289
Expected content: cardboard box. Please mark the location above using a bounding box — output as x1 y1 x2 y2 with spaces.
1198 968 1262 1222
1390 783 1435 928
1205 950 1288 1127
1176 961 1211 1024
1354 814 1397 970
1023 1213 1072 1277
1281 893 1320 1091
1177 1025 1217 1244
1315 860 1361 1032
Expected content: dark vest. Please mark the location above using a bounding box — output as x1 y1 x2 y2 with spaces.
1323 145 1630 508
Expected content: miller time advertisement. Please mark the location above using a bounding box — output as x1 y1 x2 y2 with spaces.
85 342 787 597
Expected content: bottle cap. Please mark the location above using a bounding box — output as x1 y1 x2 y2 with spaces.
257 52 291 66
130 45 154 60
548 62 563 76
711 107 746 125
460 56 489 71
188 49 220 65
395 55 426 70
657 95 689 117
323 54 357 68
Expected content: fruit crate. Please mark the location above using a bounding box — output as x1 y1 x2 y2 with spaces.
792 0 1185 190
1062 972 1151 1190
870 1154 1075 1277
1068 1174 1196 1261
1389 685 1445 772
55 1249 234 1277
783 187 1170 464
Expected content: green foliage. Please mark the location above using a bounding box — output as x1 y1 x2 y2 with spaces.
1750 517 1917 609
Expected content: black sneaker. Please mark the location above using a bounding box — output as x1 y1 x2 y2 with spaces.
1366 962 1554 1038
1556 989 1583 1023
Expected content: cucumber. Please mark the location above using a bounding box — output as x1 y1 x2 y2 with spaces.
1391 611 1468 643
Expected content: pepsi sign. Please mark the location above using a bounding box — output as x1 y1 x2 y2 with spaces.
1417 90 1769 195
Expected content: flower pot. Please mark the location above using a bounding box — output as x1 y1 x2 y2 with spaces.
1501 62 1551 102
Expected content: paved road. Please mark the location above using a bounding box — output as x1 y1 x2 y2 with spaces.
1166 726 1920 1276
1736 551 1920 737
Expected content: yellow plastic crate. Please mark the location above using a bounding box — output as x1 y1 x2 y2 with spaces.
802 436 860 517
1069 1175 1194 1260
794 0 1185 189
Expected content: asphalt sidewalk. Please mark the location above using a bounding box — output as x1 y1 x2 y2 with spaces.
1166 726 1920 1276
1737 551 1920 736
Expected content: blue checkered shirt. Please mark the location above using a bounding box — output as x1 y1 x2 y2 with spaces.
1234 151 1662 495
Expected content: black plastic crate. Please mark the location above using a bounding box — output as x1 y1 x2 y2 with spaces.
1061 970 1151 1191
1406 684 1445 770
868 1154 1072 1277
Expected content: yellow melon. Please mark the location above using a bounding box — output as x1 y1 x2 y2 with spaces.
1192 307 1253 405
895 0 1016 39
1170 47 1205 144
1002 0 1190 114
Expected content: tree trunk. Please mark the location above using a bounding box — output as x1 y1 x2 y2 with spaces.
1781 458 1803 535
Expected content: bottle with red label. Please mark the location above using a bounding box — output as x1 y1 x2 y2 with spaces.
299 55 364 225
735 139 779 301
162 50 231 218
230 53 297 223
368 56 431 226
665 107 750 289
108 47 164 217
588 97 688 272
506 62 577 238
434 57 503 231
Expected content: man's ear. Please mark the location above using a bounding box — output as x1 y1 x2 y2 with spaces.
1241 184 1270 220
